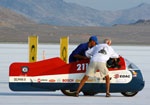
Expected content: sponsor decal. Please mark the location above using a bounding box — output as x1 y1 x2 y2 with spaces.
62 79 74 83
114 74 120 79
86 79 96 82
49 79 55 82
131 71 137 77
57 79 61 82
37 78 48 82
120 75 130 78
14 78 26 81
103 77 112 80
97 78 100 81
76 79 81 83
76 79 96 83
114 74 130 79
37 78 40 83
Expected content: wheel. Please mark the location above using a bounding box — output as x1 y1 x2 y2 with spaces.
61 90 76 96
121 92 138 97
83 92 96 96
61 90 97 96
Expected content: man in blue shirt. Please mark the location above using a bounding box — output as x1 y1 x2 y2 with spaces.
69 36 98 63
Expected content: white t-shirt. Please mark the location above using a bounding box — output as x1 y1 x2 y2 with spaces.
85 44 119 63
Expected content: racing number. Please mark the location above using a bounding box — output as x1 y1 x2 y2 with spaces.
77 63 88 71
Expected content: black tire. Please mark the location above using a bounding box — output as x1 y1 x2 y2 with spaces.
61 90 76 96
121 92 138 97
61 90 97 96
83 92 96 96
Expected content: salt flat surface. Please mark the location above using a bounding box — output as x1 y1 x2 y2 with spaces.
0 44 149 105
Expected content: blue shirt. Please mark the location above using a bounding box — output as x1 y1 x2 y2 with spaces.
69 42 89 62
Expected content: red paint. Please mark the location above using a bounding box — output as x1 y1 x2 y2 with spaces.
9 57 126 76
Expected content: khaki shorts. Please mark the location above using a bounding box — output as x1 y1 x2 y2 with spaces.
85 61 109 77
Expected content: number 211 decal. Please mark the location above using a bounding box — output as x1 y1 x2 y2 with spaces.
77 63 88 71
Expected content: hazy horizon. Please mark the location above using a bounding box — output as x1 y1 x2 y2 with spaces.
64 0 150 11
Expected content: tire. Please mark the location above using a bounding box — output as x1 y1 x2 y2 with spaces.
83 92 96 96
61 90 97 96
61 90 76 96
121 92 138 97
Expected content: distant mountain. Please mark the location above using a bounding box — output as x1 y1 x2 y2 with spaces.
0 0 150 26
113 3 150 25
131 19 150 25
0 6 34 27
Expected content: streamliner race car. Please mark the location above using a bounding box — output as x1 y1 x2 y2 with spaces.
9 56 145 97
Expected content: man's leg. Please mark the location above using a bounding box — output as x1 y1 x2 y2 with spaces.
98 62 110 97
74 61 95 96
75 75 89 96
105 75 110 97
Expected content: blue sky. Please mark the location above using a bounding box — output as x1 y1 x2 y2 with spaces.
64 0 150 11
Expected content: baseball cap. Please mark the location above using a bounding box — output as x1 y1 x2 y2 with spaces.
89 36 98 44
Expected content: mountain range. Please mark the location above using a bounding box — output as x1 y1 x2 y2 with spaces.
0 0 150 26
0 0 150 45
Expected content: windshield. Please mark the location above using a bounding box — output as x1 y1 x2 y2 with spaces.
125 59 139 70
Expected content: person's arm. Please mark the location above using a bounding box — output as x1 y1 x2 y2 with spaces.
109 46 119 58
73 54 88 60
85 47 95 58
72 43 89 60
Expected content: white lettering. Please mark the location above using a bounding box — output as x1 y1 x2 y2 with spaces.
77 63 88 71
